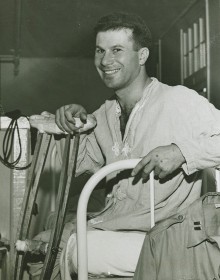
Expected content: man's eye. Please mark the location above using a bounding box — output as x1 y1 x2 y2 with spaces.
96 49 104 54
113 48 122 54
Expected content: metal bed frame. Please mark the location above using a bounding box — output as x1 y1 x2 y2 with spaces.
76 162 220 280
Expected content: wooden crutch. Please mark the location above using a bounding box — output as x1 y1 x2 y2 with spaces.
14 132 52 280
14 113 96 280
39 132 79 279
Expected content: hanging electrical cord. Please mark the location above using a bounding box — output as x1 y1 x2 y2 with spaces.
0 109 31 170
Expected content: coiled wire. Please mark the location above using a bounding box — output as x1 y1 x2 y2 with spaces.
0 110 31 170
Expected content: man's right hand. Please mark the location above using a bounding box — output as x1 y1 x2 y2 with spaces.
55 104 88 134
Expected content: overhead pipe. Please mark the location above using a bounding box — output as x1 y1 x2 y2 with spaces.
0 0 23 110
0 0 23 72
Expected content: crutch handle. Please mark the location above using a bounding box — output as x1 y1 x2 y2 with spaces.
29 112 96 134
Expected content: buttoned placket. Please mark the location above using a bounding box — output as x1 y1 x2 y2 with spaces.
113 101 141 158
112 79 155 159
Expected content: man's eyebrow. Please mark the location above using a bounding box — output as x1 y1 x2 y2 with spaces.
95 44 125 49
111 44 124 49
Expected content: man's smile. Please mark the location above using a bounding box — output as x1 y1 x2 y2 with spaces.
103 68 121 75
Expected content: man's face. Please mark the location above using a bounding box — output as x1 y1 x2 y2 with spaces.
94 28 141 90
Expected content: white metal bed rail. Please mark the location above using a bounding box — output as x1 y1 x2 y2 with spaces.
215 169 220 192
76 159 156 280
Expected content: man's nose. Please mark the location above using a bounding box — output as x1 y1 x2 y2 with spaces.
101 51 114 66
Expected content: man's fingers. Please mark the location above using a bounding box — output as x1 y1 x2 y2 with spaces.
131 157 150 176
158 170 170 179
55 105 88 134
131 154 164 180
68 105 87 122
154 166 161 177
59 106 74 132
56 106 75 133
55 106 65 131
131 145 185 181
141 162 155 179
79 112 87 123
65 107 76 124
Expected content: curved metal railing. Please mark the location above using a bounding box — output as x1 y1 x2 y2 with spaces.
76 159 155 280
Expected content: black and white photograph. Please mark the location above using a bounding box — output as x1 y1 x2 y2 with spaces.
0 0 220 279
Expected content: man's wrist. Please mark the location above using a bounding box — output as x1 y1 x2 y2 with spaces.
171 143 186 165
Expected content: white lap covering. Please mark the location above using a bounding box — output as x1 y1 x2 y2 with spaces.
60 230 145 279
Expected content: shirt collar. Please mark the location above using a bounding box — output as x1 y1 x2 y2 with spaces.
187 192 220 248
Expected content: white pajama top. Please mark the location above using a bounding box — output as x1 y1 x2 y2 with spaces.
75 78 220 231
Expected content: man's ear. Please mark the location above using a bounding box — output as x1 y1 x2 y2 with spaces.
138 47 149 65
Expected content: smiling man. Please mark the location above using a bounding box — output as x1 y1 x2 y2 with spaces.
95 28 147 90
29 12 220 279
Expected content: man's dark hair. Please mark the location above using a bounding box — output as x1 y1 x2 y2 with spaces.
94 12 152 50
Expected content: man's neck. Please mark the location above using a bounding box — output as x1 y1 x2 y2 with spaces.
115 74 151 113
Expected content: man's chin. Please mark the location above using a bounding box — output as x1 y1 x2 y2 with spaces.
102 79 120 90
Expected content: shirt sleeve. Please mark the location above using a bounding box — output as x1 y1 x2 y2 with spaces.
55 131 105 177
171 86 220 175
75 131 105 176
133 235 157 280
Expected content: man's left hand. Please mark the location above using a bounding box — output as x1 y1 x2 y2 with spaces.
131 144 185 180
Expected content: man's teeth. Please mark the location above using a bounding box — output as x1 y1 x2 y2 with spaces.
104 69 120 74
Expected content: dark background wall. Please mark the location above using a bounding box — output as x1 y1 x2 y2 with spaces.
0 0 194 116
1 57 111 115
